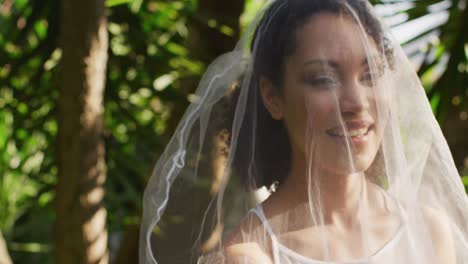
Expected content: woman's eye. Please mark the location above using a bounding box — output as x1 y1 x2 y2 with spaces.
361 71 382 83
305 76 340 88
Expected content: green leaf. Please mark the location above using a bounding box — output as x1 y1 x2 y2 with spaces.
462 176 468 187
153 73 177 91
465 43 468 60
9 242 52 253
430 92 441 114
166 42 187 56
0 112 9 151
106 0 130 7
130 0 143 13
34 20 48 39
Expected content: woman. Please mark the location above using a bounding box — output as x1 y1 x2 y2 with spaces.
140 1 468 263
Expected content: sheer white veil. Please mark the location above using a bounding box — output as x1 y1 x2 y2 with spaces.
139 0 468 263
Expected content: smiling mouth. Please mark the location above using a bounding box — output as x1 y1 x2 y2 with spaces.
326 124 374 138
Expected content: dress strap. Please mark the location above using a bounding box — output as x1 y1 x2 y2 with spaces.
250 206 281 264
250 206 276 237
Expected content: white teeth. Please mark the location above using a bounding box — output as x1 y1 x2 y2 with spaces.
336 128 368 137
347 128 368 137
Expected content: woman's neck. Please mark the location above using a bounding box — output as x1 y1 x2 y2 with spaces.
269 150 372 230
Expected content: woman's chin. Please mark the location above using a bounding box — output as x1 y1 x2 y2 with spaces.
319 154 376 176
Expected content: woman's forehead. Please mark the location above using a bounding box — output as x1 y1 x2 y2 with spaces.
292 13 379 66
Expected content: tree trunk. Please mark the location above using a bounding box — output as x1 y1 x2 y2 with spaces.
0 232 12 264
55 0 108 263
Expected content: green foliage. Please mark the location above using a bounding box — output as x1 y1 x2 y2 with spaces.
103 1 205 237
462 158 468 192
0 0 58 262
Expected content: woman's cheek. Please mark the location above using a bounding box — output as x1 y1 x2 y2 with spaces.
369 85 390 138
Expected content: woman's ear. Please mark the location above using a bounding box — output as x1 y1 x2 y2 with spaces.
259 77 283 120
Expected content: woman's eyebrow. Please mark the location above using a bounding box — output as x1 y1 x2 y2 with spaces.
303 57 382 70
303 60 339 70
361 55 382 67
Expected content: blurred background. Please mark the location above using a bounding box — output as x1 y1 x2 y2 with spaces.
0 0 466 263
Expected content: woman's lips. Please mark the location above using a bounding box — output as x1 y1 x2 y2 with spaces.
326 122 375 146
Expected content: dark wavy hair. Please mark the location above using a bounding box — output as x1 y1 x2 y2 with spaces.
228 0 393 190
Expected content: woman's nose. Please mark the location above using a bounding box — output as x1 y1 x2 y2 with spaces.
339 81 370 116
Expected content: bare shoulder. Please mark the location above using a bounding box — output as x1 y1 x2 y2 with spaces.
197 242 272 264
421 206 456 263
221 211 273 264
223 242 273 264
421 206 453 243
224 209 265 244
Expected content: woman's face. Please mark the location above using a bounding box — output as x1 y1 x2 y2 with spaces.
263 13 388 175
